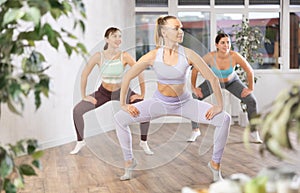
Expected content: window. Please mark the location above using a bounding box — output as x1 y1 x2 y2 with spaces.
249 0 280 5
135 1 300 70
216 13 243 34
135 0 168 7
290 0 300 5
215 0 244 5
249 12 280 69
178 12 210 56
178 0 210 6
135 13 166 60
290 12 300 69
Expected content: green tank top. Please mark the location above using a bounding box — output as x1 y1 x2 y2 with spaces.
99 52 125 84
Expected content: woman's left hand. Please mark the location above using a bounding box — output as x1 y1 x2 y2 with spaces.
241 88 252 98
205 105 222 120
129 94 144 103
122 104 140 117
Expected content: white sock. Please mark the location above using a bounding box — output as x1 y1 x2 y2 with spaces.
187 130 201 142
139 141 154 155
70 140 86 154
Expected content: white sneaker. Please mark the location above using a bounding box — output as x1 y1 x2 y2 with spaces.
250 131 263 144
120 159 137 181
187 130 201 142
208 161 224 182
70 140 86 154
139 141 154 155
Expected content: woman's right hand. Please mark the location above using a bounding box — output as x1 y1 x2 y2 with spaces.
121 104 140 117
192 87 203 98
83 96 97 105
205 105 222 120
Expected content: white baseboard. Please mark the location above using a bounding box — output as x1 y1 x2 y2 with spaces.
39 124 114 150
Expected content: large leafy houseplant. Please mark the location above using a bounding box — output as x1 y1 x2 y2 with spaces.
0 0 87 115
232 18 269 112
0 139 43 193
248 83 300 159
0 0 87 192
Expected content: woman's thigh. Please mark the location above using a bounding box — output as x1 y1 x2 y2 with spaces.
180 99 226 127
115 98 169 125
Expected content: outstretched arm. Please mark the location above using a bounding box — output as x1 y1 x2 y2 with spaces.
124 52 145 100
234 52 254 97
80 53 100 104
190 53 210 98
186 48 223 119
120 51 153 116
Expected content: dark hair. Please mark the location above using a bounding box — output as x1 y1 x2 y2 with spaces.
103 27 121 50
215 33 230 44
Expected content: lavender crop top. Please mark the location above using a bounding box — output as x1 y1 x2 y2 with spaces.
152 45 190 85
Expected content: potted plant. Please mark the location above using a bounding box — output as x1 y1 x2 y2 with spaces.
0 0 87 192
231 18 269 125
0 139 43 193
247 83 300 159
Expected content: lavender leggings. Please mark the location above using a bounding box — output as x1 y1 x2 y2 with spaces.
73 84 150 141
114 90 231 163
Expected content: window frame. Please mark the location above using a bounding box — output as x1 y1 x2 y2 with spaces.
135 0 300 71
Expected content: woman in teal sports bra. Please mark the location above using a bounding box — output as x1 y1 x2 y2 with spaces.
188 33 262 143
70 27 153 155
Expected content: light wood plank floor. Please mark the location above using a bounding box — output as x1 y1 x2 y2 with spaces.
18 123 300 193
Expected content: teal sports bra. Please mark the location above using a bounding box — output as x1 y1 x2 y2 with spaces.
210 53 234 79
99 52 125 84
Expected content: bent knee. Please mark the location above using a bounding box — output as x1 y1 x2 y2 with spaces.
244 95 257 106
223 111 231 124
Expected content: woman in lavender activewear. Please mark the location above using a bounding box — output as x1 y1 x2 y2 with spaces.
114 16 231 182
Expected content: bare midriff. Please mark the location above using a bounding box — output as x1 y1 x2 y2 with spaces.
218 72 234 83
157 83 185 97
102 82 122 92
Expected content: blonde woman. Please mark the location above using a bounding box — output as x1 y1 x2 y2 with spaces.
114 16 231 182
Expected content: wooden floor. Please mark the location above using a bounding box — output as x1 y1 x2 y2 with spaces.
18 123 300 193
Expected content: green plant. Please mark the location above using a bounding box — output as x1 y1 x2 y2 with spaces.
0 139 43 193
232 18 268 112
0 1 87 192
0 0 87 115
247 83 300 159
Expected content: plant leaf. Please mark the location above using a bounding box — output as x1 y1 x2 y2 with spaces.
31 150 44 160
63 42 73 56
2 8 25 26
19 164 37 176
3 179 17 193
22 7 41 26
0 0 7 6
31 159 42 169
0 155 13 178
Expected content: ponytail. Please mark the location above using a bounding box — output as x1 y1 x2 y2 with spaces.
154 15 177 48
104 43 108 50
103 27 121 50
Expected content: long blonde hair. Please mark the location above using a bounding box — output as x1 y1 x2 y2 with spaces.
154 15 177 48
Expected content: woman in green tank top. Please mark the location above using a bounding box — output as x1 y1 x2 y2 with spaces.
71 27 153 155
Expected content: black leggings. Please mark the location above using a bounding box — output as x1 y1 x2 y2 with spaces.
73 84 150 141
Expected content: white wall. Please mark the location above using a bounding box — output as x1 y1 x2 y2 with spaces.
0 0 299 150
0 0 135 149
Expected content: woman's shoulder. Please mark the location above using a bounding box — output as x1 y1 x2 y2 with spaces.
91 52 102 60
230 50 242 58
144 49 158 58
137 49 158 64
